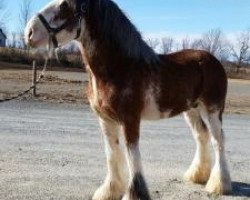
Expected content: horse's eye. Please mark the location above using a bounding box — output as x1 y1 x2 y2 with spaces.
60 1 69 12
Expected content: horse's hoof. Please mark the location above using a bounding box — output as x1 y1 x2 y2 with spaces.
184 163 210 184
205 174 232 195
92 180 125 200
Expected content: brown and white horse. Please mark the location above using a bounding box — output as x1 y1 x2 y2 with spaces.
25 0 232 199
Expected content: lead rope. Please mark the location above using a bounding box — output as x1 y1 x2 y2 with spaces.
0 58 48 103
0 39 52 103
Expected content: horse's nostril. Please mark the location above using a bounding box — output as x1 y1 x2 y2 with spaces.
28 29 33 39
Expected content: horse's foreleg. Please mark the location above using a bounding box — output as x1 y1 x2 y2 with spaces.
184 109 211 184
200 110 232 195
122 120 151 200
93 118 126 200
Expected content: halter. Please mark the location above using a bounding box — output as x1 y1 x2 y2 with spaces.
37 0 88 48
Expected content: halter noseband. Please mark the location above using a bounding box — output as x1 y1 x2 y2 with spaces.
37 0 88 48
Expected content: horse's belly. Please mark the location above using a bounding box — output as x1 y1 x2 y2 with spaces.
141 92 171 121
141 109 171 120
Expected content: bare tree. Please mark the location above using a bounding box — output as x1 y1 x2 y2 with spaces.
198 29 229 61
181 37 192 50
230 30 250 73
177 36 202 50
161 37 175 54
19 0 32 48
199 29 222 53
191 39 203 50
0 0 9 30
9 32 19 48
180 37 200 50
146 38 160 51
0 1 4 28
0 1 4 27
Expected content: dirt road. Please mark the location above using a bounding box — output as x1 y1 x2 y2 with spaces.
0 101 249 200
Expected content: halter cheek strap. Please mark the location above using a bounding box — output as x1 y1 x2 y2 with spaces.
37 14 60 48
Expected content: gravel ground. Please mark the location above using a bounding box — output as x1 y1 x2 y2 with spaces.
0 101 250 200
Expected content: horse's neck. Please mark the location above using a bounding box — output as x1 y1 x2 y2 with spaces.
79 41 131 82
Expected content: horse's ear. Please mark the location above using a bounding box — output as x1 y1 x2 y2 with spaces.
81 2 88 13
77 0 89 14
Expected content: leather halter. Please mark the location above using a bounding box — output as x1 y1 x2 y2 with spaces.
37 0 88 48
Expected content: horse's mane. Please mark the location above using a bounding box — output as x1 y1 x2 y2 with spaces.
88 0 159 64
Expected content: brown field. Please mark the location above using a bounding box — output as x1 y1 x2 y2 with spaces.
0 61 250 114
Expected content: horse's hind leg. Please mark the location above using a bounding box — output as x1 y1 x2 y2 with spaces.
93 118 126 200
184 109 211 184
199 107 232 195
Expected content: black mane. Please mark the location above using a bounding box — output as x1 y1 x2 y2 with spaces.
86 0 159 64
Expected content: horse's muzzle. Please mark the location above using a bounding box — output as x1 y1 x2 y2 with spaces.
25 16 49 48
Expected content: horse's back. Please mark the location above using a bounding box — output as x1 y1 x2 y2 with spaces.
157 50 227 114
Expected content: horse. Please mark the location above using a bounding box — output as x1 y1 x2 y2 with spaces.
25 0 232 199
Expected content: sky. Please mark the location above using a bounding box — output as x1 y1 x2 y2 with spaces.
4 0 250 40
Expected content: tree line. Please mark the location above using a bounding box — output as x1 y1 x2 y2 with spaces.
146 29 250 73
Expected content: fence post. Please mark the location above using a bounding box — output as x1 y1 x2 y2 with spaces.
32 60 37 97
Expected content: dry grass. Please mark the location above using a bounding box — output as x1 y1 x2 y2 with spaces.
0 47 84 69
226 67 250 80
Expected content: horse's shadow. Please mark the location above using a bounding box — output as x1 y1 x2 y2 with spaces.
232 182 250 197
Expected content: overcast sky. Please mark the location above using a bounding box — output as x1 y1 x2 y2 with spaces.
5 0 250 39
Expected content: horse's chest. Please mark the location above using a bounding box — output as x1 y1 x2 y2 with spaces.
88 78 116 120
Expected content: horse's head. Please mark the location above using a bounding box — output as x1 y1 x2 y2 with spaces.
25 0 88 48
